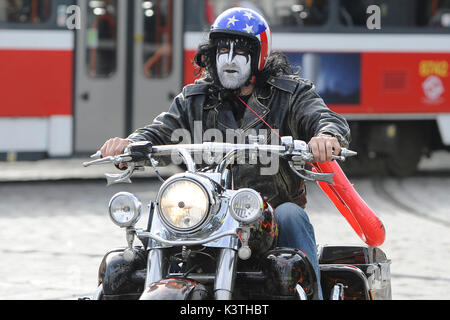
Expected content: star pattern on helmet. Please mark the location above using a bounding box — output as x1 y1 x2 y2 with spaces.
243 23 254 34
227 15 239 27
243 12 254 20
213 8 267 36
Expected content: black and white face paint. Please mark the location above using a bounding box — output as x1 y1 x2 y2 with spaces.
216 39 252 90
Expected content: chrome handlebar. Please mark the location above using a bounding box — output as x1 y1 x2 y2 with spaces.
82 137 357 185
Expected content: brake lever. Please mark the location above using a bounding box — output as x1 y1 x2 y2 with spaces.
83 145 151 186
281 136 357 184
105 163 135 186
288 161 335 184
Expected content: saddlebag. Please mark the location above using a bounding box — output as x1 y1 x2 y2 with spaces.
99 247 147 300
318 245 392 300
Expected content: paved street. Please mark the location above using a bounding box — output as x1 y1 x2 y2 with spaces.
0 152 449 300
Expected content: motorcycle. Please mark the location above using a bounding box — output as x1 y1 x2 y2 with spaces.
82 136 392 300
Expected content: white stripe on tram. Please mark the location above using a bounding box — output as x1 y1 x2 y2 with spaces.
184 32 450 53
0 29 74 50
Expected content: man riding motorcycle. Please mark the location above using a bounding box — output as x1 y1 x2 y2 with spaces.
100 7 351 300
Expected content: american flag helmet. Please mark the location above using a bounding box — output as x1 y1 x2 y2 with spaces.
209 7 272 71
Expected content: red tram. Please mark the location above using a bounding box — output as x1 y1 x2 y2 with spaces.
1 0 449 175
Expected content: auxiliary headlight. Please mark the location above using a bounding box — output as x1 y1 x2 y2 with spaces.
230 189 263 224
108 192 142 227
159 179 209 231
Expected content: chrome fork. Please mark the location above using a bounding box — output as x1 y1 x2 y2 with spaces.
142 247 238 300
214 248 238 300
143 249 168 288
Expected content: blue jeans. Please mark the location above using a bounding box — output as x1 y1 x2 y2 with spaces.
275 202 323 300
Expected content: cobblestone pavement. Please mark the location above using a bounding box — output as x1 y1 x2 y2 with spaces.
0 152 449 300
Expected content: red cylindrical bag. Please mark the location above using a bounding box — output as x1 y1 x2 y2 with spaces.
313 161 386 247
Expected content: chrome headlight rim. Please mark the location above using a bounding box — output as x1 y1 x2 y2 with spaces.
108 191 142 228
156 174 217 234
229 188 263 224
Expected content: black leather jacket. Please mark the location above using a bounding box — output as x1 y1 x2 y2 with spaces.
128 75 350 209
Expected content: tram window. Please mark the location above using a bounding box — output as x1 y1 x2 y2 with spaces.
0 0 51 23
427 0 450 28
339 0 450 28
85 0 118 78
142 0 173 78
207 0 329 27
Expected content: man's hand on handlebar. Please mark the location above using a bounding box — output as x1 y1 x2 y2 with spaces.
308 134 342 163
100 137 131 169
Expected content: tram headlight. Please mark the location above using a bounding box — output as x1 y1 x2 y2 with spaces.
230 189 263 224
158 179 210 231
108 192 142 227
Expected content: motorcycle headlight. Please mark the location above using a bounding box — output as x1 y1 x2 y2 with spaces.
230 189 263 224
108 192 142 227
158 179 210 231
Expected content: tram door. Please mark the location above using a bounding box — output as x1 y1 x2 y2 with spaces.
131 0 184 131
74 0 183 153
74 0 127 153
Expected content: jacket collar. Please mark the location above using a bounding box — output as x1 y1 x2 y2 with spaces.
215 89 272 130
201 78 280 131
266 75 299 94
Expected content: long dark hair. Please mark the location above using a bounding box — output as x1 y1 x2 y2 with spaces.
193 37 300 90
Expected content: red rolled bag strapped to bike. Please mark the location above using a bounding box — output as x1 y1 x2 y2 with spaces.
312 160 386 247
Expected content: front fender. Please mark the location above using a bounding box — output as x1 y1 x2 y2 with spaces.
139 278 210 300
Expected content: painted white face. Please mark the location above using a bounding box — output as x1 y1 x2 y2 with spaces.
216 40 252 90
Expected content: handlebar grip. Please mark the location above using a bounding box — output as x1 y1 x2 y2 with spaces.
340 148 357 158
